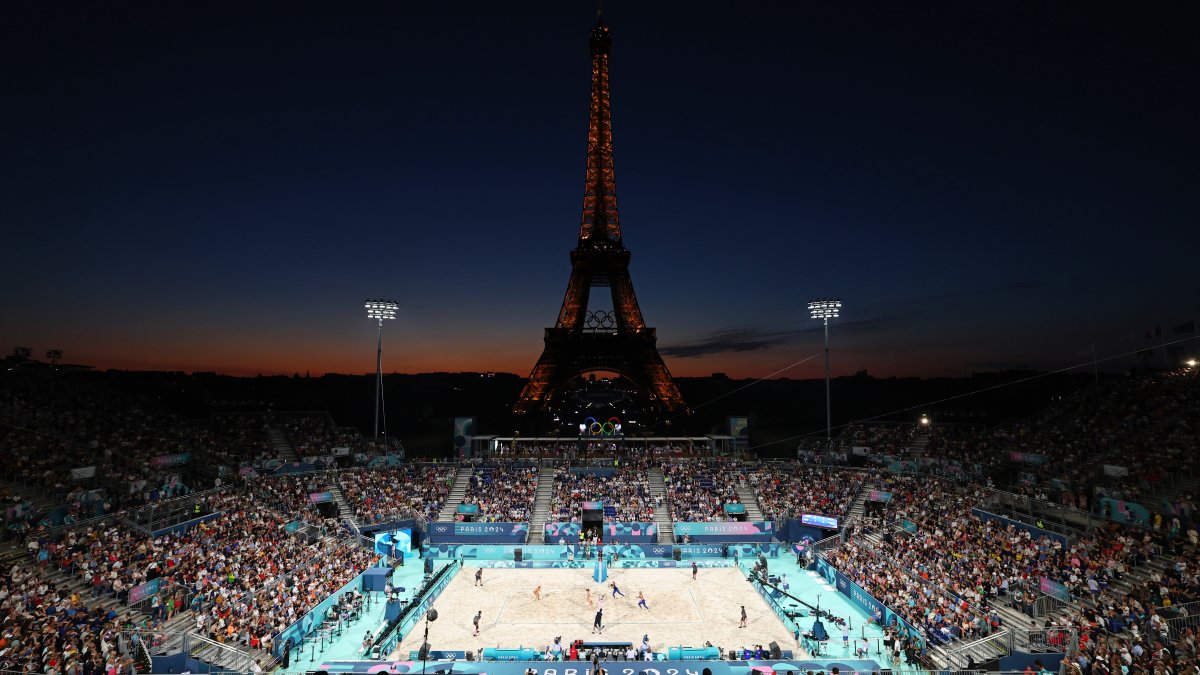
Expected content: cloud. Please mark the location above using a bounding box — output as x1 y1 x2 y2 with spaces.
662 315 898 359
660 326 801 358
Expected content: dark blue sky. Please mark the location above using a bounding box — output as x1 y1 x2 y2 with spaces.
3 2 1197 377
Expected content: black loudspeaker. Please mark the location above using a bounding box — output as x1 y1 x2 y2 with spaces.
424 558 434 574
466 652 474 662
515 548 523 562
769 642 782 659
418 644 430 661
673 549 682 561
729 650 739 660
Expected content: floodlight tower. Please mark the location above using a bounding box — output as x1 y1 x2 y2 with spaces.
365 300 399 440
808 299 842 440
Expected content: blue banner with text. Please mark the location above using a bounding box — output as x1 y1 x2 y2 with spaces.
309 659 887 675
672 521 774 542
427 522 529 544
816 558 925 649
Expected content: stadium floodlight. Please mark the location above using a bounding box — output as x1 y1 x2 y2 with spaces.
808 299 842 440
365 299 399 440
365 300 398 322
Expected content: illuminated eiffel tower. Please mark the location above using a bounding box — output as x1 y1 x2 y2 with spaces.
515 12 685 418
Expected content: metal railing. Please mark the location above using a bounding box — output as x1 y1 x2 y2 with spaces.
1165 608 1200 638
1033 592 1073 618
128 578 194 620
121 628 263 673
1150 599 1200 619
942 630 1012 669
813 534 841 554
189 633 259 673
122 484 231 533
1019 627 1077 658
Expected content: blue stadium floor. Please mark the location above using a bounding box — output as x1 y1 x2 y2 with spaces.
750 556 923 672
283 556 923 673
286 561 446 672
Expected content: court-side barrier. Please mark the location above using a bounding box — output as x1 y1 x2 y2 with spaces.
293 658 893 675
815 557 926 650
672 521 774 542
748 568 805 639
420 543 782 560
376 560 461 656
427 521 530 544
273 561 383 658
543 521 659 543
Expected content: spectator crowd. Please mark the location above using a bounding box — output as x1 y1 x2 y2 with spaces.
549 466 654 522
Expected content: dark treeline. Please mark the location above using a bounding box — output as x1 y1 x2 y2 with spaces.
72 367 1109 458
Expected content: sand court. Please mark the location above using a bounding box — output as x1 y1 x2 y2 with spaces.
391 565 802 658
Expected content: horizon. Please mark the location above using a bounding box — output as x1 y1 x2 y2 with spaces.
3 2 1197 380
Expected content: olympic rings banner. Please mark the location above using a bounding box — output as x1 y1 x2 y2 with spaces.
672 521 775 542
577 416 622 437
427 521 529 544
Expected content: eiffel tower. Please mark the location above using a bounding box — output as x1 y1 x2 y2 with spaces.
515 12 685 417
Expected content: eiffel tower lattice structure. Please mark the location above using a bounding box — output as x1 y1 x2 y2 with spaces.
515 13 685 418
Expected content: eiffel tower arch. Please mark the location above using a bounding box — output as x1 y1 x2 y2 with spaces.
515 12 685 419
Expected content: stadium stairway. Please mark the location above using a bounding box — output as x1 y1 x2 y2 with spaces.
267 426 299 462
846 483 874 525
905 430 931 460
158 612 198 654
329 480 362 532
528 466 557 544
646 467 674 544
436 466 471 521
734 481 764 521
187 632 272 672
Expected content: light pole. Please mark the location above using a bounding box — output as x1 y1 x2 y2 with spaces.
809 299 842 440
420 609 438 675
365 300 398 440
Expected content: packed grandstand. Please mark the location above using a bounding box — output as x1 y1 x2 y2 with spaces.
0 366 1197 675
